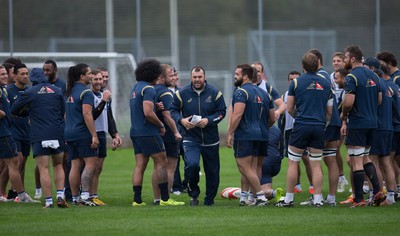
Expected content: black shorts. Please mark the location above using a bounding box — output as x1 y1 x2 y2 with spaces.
325 126 341 141
234 140 259 158
345 129 374 147
131 136 165 156
165 142 179 158
0 136 18 159
289 124 325 149
370 130 392 156
98 132 107 158
15 139 30 157
32 141 65 157
257 141 268 157
67 138 99 160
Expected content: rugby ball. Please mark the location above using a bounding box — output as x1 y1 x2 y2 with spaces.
220 187 241 199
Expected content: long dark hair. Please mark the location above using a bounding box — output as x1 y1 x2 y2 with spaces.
66 63 89 97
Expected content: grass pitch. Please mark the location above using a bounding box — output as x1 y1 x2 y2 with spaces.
1 147 399 235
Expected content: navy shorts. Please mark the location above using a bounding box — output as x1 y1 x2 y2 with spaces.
289 124 325 149
284 129 292 157
392 132 400 154
370 130 392 156
261 159 282 185
97 132 107 158
131 136 165 156
165 142 179 158
345 129 374 147
15 139 30 157
257 141 268 157
233 140 259 158
67 138 98 160
0 136 18 159
325 126 341 141
32 141 65 157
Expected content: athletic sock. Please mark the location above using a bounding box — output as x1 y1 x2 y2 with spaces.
295 184 302 190
248 193 255 203
326 194 335 203
313 194 323 204
256 191 267 201
17 191 27 201
363 162 380 194
80 191 89 200
285 192 294 203
240 191 247 202
72 195 79 202
133 186 143 203
353 170 365 202
56 190 64 199
46 197 53 206
272 189 276 198
339 175 346 182
387 190 395 204
35 187 42 195
158 182 169 201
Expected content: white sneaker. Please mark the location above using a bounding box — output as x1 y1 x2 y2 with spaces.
34 192 42 200
337 178 348 193
0 196 12 202
300 196 314 206
19 194 40 203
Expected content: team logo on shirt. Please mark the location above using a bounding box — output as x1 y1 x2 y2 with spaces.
38 86 55 94
255 95 262 103
66 96 74 103
205 95 212 103
366 78 376 87
307 82 324 90
46 87 55 93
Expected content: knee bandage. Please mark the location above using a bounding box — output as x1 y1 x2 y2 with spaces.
309 152 323 161
323 148 337 158
288 147 303 162
347 147 365 158
364 147 371 156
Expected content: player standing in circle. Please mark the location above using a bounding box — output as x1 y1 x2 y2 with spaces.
11 68 68 208
276 52 333 207
341 45 385 207
65 63 99 206
130 59 184 206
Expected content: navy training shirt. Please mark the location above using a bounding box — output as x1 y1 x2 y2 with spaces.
232 82 263 141
0 86 12 138
344 66 380 129
255 85 274 141
130 81 159 138
317 68 341 127
65 83 94 141
11 83 65 142
288 72 332 126
7 83 30 141
155 84 176 143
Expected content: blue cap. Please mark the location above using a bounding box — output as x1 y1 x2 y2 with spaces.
364 57 383 76
364 57 380 68
30 68 47 85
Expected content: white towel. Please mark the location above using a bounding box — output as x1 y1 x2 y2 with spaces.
41 140 60 149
